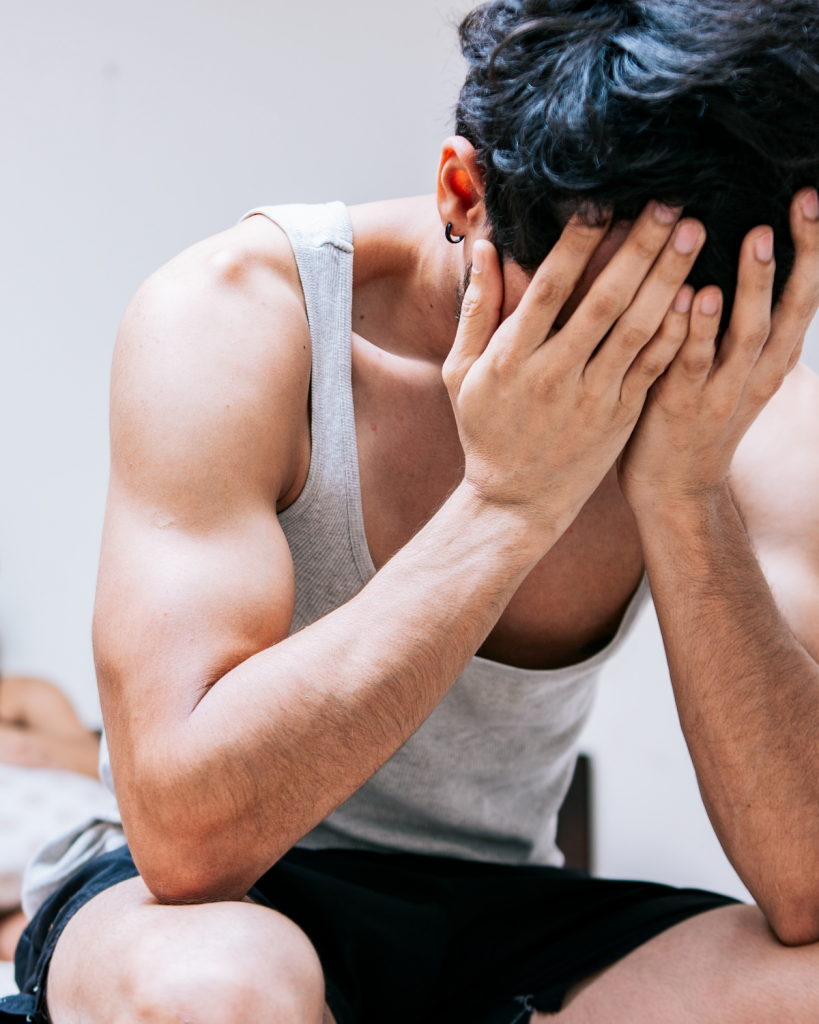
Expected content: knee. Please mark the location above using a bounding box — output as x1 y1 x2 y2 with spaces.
711 906 819 1024
127 907 325 1024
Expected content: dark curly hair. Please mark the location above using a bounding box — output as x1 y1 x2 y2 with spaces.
456 0 819 326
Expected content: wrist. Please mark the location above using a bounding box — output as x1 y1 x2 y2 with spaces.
453 479 561 564
628 480 733 533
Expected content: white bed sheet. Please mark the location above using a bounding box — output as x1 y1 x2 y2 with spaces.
0 960 18 996
0 763 110 912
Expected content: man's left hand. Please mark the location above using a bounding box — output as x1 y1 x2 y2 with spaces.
619 187 819 514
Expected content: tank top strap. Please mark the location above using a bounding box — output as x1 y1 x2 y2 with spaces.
239 202 375 618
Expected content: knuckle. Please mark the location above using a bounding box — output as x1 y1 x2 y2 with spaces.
712 395 738 421
682 355 713 377
534 370 562 400
786 346 804 372
752 373 785 404
588 289 624 323
617 314 654 349
531 273 566 308
488 343 518 379
639 354 668 380
633 237 660 263
745 325 771 349
563 225 603 260
795 286 819 322
459 290 481 321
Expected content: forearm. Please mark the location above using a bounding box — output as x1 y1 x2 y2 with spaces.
635 485 819 942
125 483 551 902
112 206 703 902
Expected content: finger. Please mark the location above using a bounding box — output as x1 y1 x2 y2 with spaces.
503 211 612 357
716 225 775 375
676 286 722 385
442 240 503 395
762 187 819 375
558 200 683 361
619 285 693 407
592 218 705 380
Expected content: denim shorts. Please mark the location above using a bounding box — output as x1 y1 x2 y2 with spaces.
0 845 738 1024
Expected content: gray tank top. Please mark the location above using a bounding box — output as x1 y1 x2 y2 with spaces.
22 201 649 915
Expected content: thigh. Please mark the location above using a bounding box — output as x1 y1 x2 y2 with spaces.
551 904 819 1024
47 874 331 1024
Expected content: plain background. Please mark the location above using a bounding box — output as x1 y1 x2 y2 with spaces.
1 0 817 901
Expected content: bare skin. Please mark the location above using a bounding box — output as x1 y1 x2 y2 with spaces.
0 675 100 779
46 135 819 1021
0 911 26 963
0 677 100 962
0 678 100 962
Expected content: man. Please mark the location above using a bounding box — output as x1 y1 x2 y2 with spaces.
3 0 819 1021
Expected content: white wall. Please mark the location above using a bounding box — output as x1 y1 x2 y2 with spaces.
0 0 471 724
0 1 817 899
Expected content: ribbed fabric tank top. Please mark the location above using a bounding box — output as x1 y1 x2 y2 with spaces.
22 201 651 917
241 201 651 866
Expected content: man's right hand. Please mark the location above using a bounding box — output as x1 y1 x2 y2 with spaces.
443 202 706 541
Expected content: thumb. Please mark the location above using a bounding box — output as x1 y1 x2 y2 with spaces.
443 240 503 396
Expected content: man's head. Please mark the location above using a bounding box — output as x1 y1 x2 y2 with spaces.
452 0 819 327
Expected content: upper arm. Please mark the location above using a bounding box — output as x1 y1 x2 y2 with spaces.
732 362 819 661
94 217 311 792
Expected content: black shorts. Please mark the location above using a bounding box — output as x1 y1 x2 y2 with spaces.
0 845 738 1024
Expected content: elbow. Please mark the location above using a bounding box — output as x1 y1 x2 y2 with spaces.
119 753 289 904
123 798 281 905
131 826 269 905
140 864 248 906
764 891 819 947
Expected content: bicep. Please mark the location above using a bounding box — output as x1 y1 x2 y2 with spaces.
95 494 295 723
95 242 309 779
94 492 297 831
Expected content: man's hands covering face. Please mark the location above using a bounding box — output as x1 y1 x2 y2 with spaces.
444 201 706 541
619 188 819 515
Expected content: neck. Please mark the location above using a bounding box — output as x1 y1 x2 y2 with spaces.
348 195 468 363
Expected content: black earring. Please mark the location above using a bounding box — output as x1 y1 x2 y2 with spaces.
445 223 465 244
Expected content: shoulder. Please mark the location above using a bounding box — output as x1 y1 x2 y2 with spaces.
112 214 312 512
732 362 819 554
117 213 309 392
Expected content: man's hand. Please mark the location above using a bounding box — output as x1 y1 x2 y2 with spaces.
613 188 819 943
444 202 706 538
619 188 819 511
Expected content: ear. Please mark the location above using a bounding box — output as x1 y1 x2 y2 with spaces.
437 137 485 239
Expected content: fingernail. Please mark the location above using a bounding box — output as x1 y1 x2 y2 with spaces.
755 230 774 263
673 287 692 313
701 292 720 316
674 222 701 254
802 189 819 222
472 244 484 275
654 202 682 224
